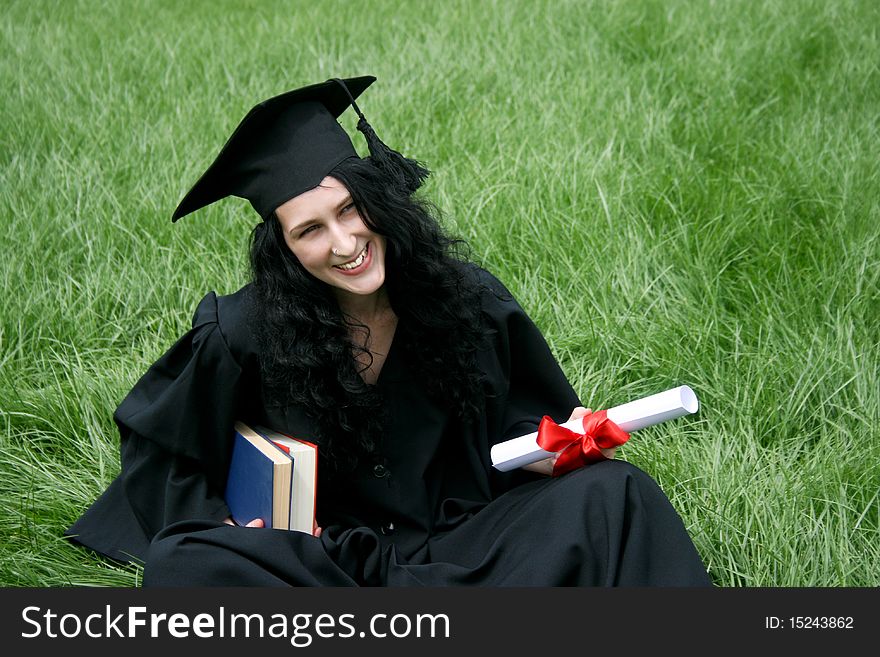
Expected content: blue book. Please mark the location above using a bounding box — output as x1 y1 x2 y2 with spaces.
224 422 293 529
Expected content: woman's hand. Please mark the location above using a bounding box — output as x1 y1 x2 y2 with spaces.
520 406 615 475
223 516 265 528
222 516 323 538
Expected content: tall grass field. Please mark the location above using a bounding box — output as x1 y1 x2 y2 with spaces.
1 0 878 587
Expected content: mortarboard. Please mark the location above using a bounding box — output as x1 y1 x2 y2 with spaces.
171 76 428 222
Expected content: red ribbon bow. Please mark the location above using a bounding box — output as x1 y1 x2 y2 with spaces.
536 410 631 476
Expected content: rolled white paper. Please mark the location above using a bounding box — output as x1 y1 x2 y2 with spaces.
490 385 699 471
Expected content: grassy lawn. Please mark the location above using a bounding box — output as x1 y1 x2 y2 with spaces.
1 0 878 586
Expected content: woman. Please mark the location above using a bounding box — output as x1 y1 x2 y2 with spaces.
67 76 711 586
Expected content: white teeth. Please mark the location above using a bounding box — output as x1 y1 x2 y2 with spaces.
335 246 367 270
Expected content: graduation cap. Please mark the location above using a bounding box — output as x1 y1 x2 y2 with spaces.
172 76 428 222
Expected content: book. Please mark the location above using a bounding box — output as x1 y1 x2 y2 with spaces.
224 421 317 533
254 425 318 535
225 422 292 529
490 385 700 471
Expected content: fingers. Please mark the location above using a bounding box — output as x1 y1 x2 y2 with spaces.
224 516 264 527
521 456 555 476
223 516 263 528
567 406 592 421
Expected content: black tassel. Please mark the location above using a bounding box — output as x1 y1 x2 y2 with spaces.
357 117 430 194
331 78 429 194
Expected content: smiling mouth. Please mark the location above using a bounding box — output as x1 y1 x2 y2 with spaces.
334 243 369 271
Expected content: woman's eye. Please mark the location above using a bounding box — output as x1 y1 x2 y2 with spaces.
300 225 319 237
341 203 356 214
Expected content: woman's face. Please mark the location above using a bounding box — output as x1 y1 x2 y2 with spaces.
275 176 387 302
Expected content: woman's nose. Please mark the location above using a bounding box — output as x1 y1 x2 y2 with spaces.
329 223 358 258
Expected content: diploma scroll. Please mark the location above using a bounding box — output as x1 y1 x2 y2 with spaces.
491 385 700 471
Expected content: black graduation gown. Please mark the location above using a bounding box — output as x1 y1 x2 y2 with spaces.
66 268 710 586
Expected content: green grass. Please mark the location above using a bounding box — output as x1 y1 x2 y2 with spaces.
1 0 878 586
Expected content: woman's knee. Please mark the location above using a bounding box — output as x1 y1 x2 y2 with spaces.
558 459 648 489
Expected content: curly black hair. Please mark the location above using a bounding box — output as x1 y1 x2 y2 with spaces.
249 156 487 477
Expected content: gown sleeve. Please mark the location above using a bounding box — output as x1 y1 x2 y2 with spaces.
475 268 583 493
65 291 249 563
